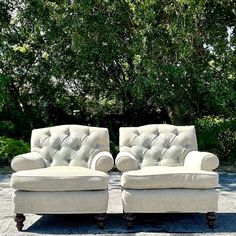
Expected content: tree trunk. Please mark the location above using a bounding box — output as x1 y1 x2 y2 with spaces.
168 104 185 125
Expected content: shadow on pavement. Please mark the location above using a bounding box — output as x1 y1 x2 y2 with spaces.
24 212 236 234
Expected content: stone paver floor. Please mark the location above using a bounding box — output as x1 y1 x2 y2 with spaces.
1 171 236 235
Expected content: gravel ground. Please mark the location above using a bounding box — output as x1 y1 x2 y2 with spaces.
1 171 236 236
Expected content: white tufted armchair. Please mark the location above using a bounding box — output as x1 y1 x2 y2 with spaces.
10 125 114 231
115 124 219 229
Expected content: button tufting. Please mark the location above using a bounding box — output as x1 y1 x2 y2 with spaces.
173 129 179 135
31 125 110 168
64 129 70 136
45 155 52 160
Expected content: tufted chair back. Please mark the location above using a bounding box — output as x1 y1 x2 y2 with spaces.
119 124 198 168
31 125 110 167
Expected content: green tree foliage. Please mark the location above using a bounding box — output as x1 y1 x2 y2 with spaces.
195 116 236 163
129 0 236 124
0 0 235 161
0 136 30 164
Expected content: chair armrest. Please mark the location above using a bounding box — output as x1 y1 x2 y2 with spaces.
184 151 219 171
115 152 139 172
90 151 114 172
11 152 45 172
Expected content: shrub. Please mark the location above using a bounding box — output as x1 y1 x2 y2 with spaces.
0 121 15 137
0 137 30 165
195 116 236 163
110 140 119 159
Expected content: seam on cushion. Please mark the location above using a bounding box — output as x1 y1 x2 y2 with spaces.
151 133 159 143
12 154 44 164
116 155 137 165
127 167 217 173
51 149 58 159
132 166 216 171
117 152 135 158
12 175 108 178
201 154 215 169
122 186 216 190
201 153 219 173
124 172 218 177
41 136 49 144
13 189 108 192
81 134 88 142
60 134 70 145
116 156 124 165
131 134 140 145
94 156 102 167
201 155 208 169
116 155 127 165
94 155 110 169
142 148 148 157
12 156 29 162
11 175 108 179
123 172 217 178
116 156 136 166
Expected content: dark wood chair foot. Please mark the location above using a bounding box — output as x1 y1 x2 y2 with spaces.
206 212 216 229
95 213 107 229
124 213 135 229
14 214 26 231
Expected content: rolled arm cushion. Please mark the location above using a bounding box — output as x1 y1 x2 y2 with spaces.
115 152 139 172
90 151 114 172
184 151 219 171
11 152 45 172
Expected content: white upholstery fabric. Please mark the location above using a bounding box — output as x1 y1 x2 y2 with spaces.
11 166 109 191
121 166 218 189
30 125 110 168
11 125 111 219
11 152 45 172
184 151 219 171
13 190 108 213
115 152 139 172
90 151 114 172
122 189 219 213
118 124 219 216
119 124 198 168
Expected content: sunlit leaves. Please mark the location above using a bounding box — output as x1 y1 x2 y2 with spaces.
12 43 30 53
0 0 235 133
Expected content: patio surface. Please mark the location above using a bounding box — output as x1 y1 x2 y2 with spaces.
1 171 236 236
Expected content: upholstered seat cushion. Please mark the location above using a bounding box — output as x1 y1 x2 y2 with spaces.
121 166 218 189
11 166 109 191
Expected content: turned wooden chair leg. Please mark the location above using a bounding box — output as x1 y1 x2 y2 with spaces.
14 214 26 231
124 213 135 229
95 213 107 229
206 212 216 229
